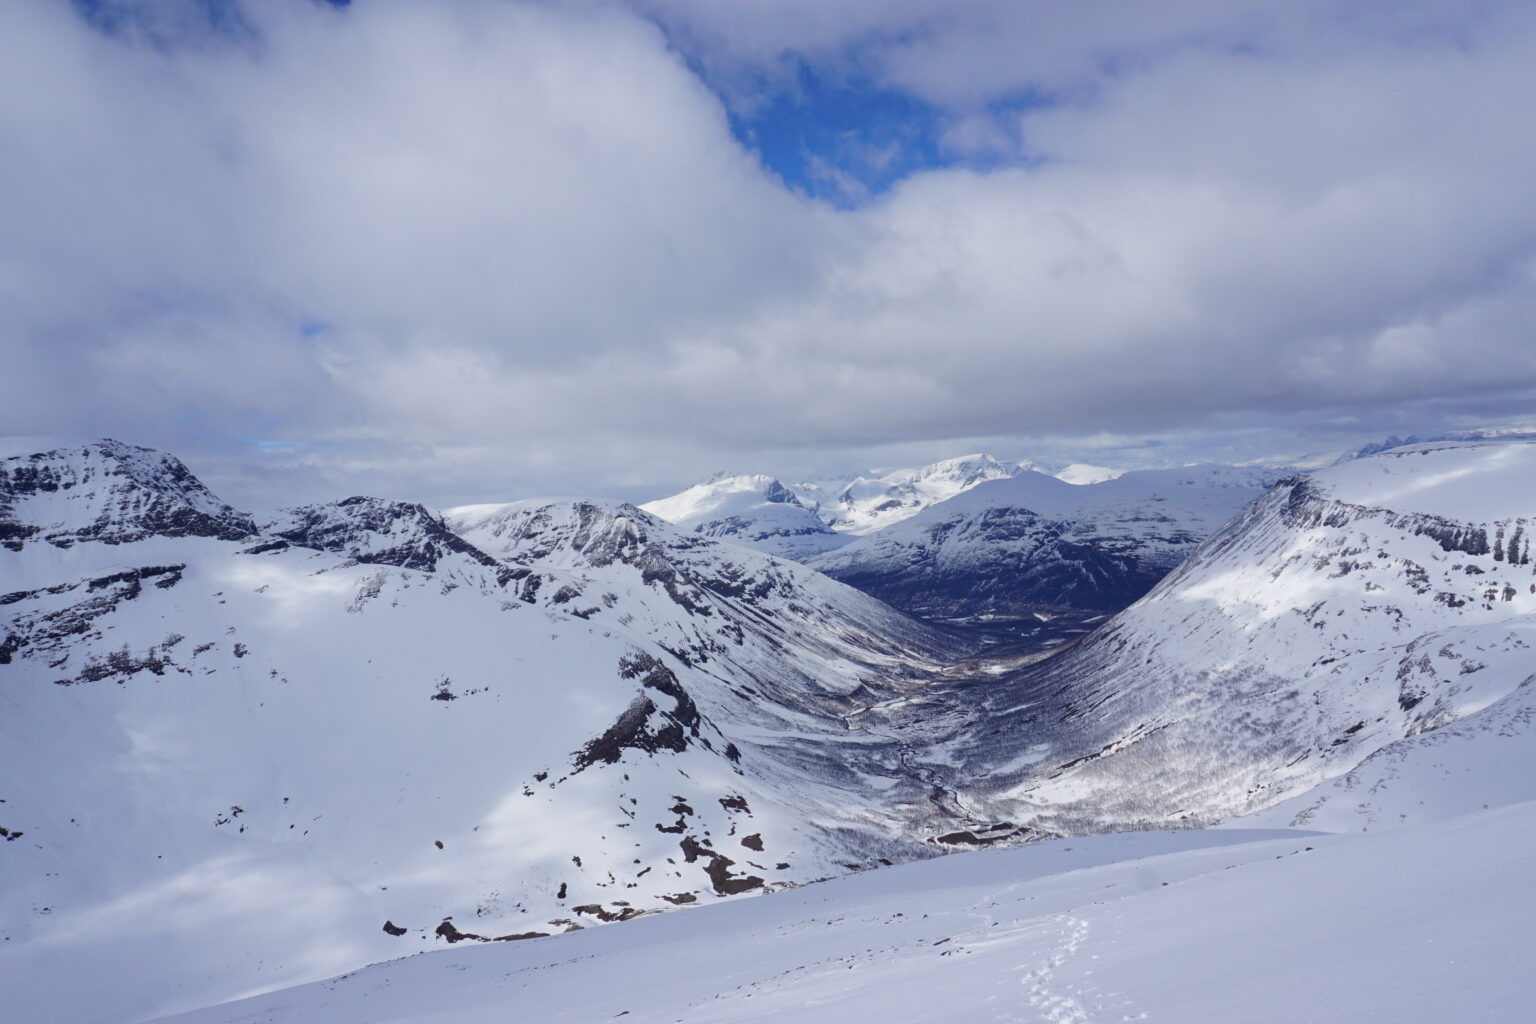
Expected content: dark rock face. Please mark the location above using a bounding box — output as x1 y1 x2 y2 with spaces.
572 653 703 771
1 440 256 550
678 836 764 896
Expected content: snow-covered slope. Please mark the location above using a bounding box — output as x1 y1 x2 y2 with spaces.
809 464 1284 619
1238 678 1536 833
150 803 1536 1024
1055 461 1123 485
0 442 967 1024
930 440 1536 834
646 455 1139 562
639 474 848 560
791 454 1033 537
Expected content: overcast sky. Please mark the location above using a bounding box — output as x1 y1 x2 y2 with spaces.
4 0 1536 508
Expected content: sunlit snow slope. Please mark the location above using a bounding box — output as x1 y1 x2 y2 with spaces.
152 805 1536 1024
0 442 963 1024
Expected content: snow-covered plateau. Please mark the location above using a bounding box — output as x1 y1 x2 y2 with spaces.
5 437 1535 1022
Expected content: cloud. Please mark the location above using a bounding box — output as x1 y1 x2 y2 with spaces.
3 0 1536 506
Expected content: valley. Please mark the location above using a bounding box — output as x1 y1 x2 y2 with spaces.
4 436 1535 1022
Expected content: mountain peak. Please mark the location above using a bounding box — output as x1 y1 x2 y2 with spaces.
638 477 845 560
1 439 255 550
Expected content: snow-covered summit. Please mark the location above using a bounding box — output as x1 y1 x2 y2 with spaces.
1313 438 1536 522
638 474 847 560
799 453 1031 536
1 439 256 550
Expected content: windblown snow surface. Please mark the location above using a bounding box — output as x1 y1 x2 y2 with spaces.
153 805 1535 1024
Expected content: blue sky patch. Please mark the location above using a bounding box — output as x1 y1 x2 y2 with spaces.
721 63 949 207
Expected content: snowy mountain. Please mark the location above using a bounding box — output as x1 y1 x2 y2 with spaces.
790 453 1036 536
638 473 849 560
917 439 1536 835
809 463 1286 619
0 441 969 1024
10 437 1536 1023
644 455 1143 564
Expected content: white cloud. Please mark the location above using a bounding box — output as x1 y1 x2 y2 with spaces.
3 0 1536 507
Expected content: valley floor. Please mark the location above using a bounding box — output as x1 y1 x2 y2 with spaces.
154 803 1536 1024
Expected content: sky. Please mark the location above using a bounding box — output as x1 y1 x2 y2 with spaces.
4 0 1536 508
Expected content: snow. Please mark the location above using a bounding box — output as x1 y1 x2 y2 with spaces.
151 805 1536 1024
1054 462 1122 485
638 474 848 560
808 463 1287 617
1313 438 1536 522
927 441 1536 835
1 446 964 1024
791 453 1031 536
1240 676 1536 832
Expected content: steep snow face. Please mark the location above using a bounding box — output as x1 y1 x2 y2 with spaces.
792 453 1030 536
639 474 848 560
0 445 964 1024
149 805 1536 1024
810 464 1284 618
935 440 1536 834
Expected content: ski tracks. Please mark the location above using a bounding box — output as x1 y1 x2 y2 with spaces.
1013 913 1094 1024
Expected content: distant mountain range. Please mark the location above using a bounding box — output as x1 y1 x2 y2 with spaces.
645 456 1291 619
644 455 1128 554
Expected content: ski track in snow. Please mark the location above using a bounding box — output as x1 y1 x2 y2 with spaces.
1014 915 1094 1024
